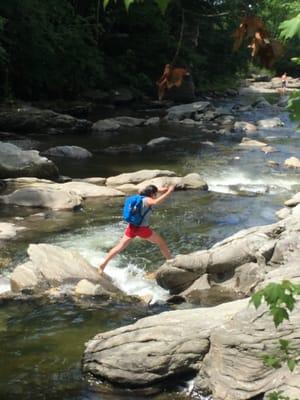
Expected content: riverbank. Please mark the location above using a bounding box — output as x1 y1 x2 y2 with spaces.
0 77 300 399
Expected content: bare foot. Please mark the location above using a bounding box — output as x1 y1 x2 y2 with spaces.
98 264 106 274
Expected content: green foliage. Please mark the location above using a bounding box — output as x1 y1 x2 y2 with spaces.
279 14 300 40
277 8 300 129
0 16 7 65
267 391 298 400
103 0 171 14
251 281 300 327
287 91 300 125
0 0 103 99
251 281 300 400
262 338 300 371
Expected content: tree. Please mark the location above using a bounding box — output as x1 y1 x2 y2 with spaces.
279 13 300 125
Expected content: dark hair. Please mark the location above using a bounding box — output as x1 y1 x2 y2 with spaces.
140 185 158 197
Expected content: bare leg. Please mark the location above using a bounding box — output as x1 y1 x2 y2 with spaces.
98 235 132 274
146 231 172 260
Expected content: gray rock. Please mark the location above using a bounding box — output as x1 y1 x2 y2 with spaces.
0 142 59 179
144 117 160 126
167 101 211 121
11 244 121 295
82 299 247 387
195 301 300 399
92 118 121 133
114 116 145 127
146 137 172 148
0 106 92 134
0 186 82 210
44 145 92 159
57 182 124 198
106 169 176 187
285 192 300 207
234 121 257 133
257 117 284 129
75 279 118 298
82 214 300 397
239 137 267 147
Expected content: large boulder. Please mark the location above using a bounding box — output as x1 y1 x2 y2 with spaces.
136 173 208 191
106 169 176 187
83 299 247 387
0 142 59 179
0 106 92 134
156 224 276 296
166 101 211 121
82 246 300 397
195 301 300 400
10 243 121 295
82 213 300 397
54 182 124 198
0 186 82 210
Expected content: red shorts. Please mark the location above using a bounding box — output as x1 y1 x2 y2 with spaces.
125 224 153 239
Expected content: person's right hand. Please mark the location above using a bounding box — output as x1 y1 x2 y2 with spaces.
167 185 175 193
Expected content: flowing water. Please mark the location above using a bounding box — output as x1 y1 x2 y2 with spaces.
0 92 299 399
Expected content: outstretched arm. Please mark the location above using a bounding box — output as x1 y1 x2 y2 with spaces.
146 185 175 206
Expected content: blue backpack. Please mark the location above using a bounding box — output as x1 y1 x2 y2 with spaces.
122 194 151 226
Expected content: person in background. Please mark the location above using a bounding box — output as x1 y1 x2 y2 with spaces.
98 184 175 274
281 72 287 92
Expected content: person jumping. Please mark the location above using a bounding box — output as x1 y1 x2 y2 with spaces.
98 184 175 274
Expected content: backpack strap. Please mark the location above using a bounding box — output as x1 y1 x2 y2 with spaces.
138 197 152 226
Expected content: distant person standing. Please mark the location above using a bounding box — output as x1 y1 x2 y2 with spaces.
281 72 287 92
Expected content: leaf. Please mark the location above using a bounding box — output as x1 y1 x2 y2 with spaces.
291 57 300 65
264 283 283 305
272 307 289 327
103 0 111 9
287 358 296 372
124 0 135 11
155 0 171 14
279 14 300 40
281 293 295 311
250 291 263 309
263 355 281 369
279 339 290 352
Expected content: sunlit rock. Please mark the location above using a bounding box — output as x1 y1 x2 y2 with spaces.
257 117 284 128
239 137 267 147
106 169 176 187
284 156 300 168
10 244 120 295
0 222 26 240
0 186 82 210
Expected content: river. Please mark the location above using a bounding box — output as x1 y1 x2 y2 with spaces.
0 90 299 399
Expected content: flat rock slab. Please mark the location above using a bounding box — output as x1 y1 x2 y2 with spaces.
83 299 247 387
